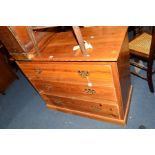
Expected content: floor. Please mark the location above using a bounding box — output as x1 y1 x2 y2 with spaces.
0 63 155 129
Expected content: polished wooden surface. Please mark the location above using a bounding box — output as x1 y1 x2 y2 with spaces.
0 26 55 60
42 94 119 119
114 34 131 112
31 79 117 101
0 26 128 61
45 86 132 125
18 62 114 86
17 29 132 124
17 62 118 103
31 26 128 62
0 26 132 125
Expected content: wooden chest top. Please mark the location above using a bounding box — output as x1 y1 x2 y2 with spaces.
29 26 128 62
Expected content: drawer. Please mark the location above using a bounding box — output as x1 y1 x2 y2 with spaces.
42 94 119 119
31 79 117 102
18 62 114 86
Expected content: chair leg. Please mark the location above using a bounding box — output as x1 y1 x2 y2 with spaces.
147 62 154 93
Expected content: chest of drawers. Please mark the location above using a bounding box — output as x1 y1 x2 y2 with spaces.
0 26 132 125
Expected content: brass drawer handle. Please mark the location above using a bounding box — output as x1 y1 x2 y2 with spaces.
54 99 64 105
84 88 96 94
78 70 89 78
34 68 42 74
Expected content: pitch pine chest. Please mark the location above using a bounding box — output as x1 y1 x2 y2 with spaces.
0 26 132 125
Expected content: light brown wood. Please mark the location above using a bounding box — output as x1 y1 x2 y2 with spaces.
30 26 128 62
72 26 89 56
26 27 40 54
17 62 115 86
111 33 131 119
41 94 119 119
117 33 131 111
1 26 132 125
45 85 133 125
0 26 56 60
29 79 117 102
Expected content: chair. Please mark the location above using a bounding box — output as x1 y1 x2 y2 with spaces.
129 26 155 92
128 26 143 36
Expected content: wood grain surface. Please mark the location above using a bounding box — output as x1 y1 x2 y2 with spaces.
4 26 132 125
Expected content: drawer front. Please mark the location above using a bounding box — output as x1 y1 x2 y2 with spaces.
31 80 117 102
18 62 114 87
42 94 119 119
